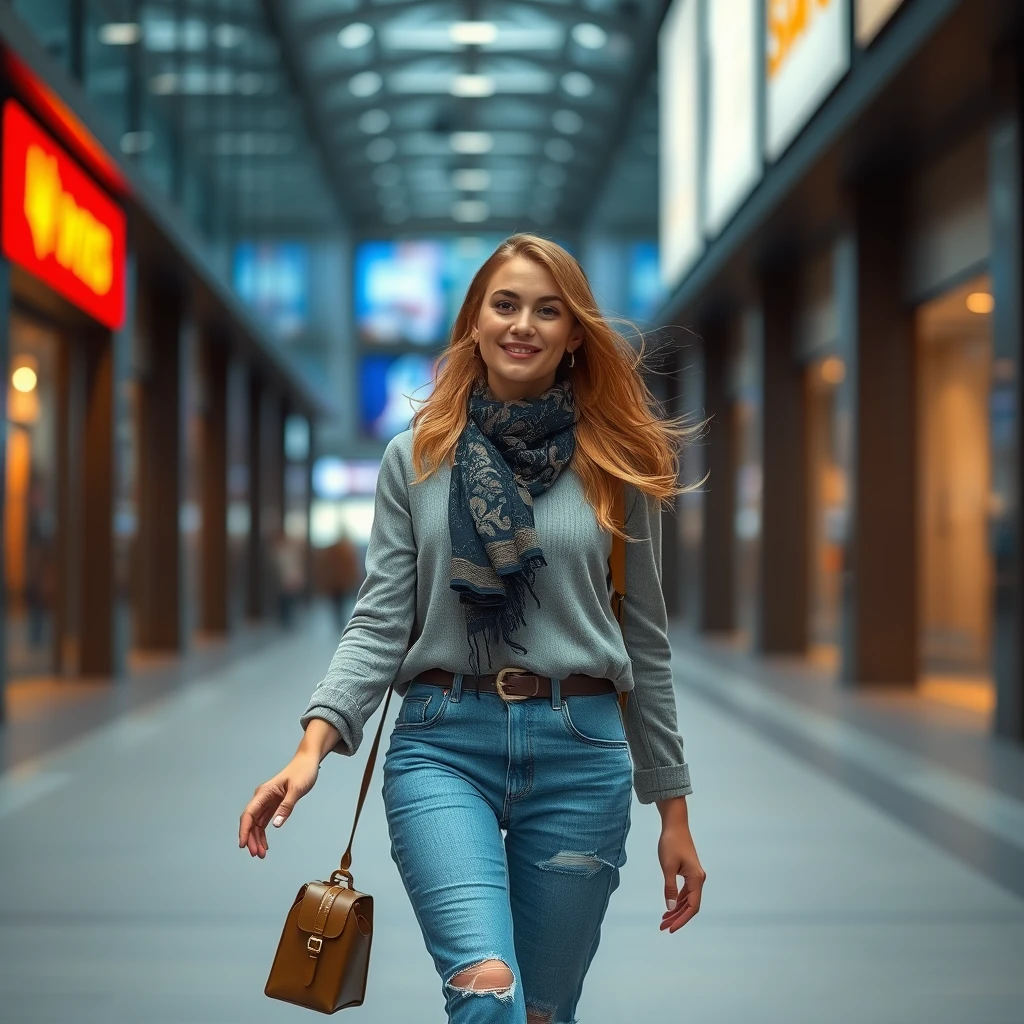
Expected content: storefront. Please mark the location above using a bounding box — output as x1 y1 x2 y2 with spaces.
0 89 126 682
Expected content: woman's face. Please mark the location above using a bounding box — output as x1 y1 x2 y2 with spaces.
474 255 582 402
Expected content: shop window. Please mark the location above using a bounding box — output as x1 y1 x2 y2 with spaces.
916 274 995 713
5 314 61 678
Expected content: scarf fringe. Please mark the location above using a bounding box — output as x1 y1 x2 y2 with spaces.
465 553 545 675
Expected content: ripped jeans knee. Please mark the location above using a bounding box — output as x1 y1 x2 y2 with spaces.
446 958 516 1003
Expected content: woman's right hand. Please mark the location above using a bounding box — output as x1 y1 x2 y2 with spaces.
238 752 320 859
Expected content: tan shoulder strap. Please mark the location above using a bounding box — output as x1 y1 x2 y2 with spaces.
610 481 629 716
610 481 626 625
334 684 394 885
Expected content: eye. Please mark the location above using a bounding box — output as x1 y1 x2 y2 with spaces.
539 306 560 317
495 300 515 312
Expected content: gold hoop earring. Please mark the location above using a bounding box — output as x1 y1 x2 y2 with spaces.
569 350 575 369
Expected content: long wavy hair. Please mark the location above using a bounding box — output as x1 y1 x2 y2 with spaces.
409 234 704 537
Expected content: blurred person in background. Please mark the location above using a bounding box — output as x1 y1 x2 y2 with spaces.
240 234 705 1023
323 530 362 629
271 533 305 630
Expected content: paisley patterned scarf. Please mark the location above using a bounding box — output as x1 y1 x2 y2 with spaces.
450 379 578 674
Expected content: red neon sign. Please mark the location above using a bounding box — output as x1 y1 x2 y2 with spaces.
2 100 126 329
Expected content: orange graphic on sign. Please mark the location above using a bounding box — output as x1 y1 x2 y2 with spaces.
767 0 833 79
24 143 114 296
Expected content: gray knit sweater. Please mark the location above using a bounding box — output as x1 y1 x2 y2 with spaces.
301 428 693 804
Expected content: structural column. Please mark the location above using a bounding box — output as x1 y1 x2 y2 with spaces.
756 265 809 654
694 320 735 633
201 334 229 634
247 373 265 620
135 282 186 652
840 179 917 687
988 50 1024 739
78 325 125 675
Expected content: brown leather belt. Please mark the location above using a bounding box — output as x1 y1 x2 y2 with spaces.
415 667 616 701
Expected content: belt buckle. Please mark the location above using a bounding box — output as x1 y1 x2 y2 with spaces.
495 666 534 702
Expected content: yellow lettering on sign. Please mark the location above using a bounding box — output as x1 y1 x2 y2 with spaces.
23 143 113 296
767 0 832 80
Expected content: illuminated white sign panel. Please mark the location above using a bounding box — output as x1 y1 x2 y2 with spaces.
765 0 850 161
659 0 702 290
856 0 905 45
704 0 760 236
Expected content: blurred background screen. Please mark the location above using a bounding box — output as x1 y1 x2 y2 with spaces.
232 242 310 341
358 352 437 441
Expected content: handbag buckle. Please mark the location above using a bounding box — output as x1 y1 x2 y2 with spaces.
495 667 535 702
307 935 323 954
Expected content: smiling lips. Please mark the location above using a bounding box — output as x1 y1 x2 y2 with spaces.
501 343 540 358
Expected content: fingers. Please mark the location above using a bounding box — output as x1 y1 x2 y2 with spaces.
659 874 705 933
239 782 283 857
662 867 680 912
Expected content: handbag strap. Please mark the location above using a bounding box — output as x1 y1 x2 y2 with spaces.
335 683 394 882
610 481 629 716
335 479 629 879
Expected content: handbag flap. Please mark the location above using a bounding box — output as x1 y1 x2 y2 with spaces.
296 881 362 939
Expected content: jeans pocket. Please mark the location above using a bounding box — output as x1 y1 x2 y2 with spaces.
393 683 449 730
561 693 628 748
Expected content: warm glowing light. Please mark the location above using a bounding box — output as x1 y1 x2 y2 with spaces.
820 356 846 385
12 366 37 393
966 291 994 314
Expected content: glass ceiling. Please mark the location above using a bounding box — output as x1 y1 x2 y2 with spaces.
272 0 664 232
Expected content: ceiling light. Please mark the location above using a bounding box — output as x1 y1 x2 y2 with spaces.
236 72 264 95
359 109 391 134
451 131 493 154
538 164 567 187
544 138 574 162
450 74 495 98
966 291 994 314
349 71 383 97
373 164 402 187
366 137 397 162
120 130 154 155
98 22 142 45
572 23 607 49
150 72 178 95
452 168 491 191
561 72 594 98
212 23 247 48
12 366 37 393
449 21 499 46
820 357 846 385
452 199 490 223
552 109 583 134
338 22 374 49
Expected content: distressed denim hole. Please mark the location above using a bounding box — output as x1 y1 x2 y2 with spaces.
447 959 516 1003
536 850 612 878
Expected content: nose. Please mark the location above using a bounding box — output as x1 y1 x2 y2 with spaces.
510 312 535 336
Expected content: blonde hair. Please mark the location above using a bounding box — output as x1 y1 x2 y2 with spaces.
410 234 704 537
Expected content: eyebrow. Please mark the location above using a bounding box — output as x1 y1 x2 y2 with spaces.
491 288 565 304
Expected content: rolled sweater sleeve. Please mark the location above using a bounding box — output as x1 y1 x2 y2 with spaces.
300 437 417 755
621 487 694 803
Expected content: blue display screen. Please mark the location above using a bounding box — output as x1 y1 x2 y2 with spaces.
233 242 309 340
358 353 437 440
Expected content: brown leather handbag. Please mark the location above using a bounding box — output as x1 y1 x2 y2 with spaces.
264 686 394 1014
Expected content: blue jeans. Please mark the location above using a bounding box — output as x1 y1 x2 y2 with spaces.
383 673 633 1024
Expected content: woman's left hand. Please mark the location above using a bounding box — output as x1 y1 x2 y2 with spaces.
656 796 706 934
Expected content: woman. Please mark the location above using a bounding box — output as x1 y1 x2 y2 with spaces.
239 235 706 1023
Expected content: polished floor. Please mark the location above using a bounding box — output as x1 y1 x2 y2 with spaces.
1 609 1023 1023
